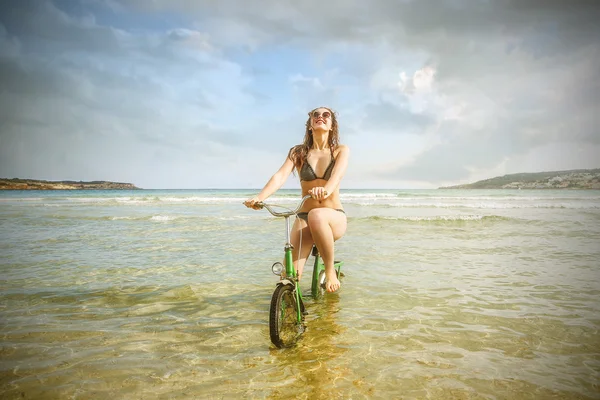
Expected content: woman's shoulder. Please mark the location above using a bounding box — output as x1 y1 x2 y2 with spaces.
334 144 350 157
287 144 307 166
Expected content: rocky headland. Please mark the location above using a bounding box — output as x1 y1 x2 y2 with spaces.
439 169 600 190
0 178 140 190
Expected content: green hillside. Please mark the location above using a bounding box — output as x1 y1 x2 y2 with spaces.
439 169 600 189
0 178 140 190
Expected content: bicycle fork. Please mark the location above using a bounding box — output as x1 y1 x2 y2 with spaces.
283 246 304 323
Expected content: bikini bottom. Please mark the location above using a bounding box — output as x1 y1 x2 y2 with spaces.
296 209 345 222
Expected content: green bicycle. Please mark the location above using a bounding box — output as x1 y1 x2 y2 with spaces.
257 194 343 348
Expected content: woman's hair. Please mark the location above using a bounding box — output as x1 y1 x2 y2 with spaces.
288 106 340 169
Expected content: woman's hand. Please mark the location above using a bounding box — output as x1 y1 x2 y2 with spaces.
244 196 263 210
308 187 329 201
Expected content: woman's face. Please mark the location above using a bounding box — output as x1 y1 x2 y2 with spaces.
310 108 333 132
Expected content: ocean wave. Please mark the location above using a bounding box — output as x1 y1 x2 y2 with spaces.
349 202 599 209
0 197 43 202
105 215 178 221
340 193 399 199
389 195 600 201
150 215 177 222
3 190 600 208
155 196 244 203
109 215 179 221
61 195 298 205
217 216 255 221
104 214 267 222
358 215 512 222
22 198 600 211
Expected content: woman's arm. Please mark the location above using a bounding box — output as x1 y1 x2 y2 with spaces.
323 145 350 195
256 156 295 200
244 155 296 208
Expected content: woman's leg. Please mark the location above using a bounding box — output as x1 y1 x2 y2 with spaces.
290 216 314 281
307 209 347 292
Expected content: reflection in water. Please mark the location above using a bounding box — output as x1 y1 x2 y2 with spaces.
267 294 356 399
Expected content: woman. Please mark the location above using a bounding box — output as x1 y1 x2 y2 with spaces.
244 107 350 292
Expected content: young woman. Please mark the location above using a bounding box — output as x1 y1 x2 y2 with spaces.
244 107 350 292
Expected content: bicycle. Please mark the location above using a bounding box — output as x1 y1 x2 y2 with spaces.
256 194 344 348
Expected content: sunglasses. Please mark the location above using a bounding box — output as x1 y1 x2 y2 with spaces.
311 110 331 120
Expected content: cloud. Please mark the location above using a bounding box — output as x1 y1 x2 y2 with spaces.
1 0 599 188
399 66 435 95
0 1 263 182
360 100 434 135
380 119 528 182
289 74 322 89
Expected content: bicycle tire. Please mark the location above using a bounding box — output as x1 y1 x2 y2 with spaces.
269 283 303 348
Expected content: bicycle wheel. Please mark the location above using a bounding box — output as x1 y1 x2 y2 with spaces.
269 283 303 348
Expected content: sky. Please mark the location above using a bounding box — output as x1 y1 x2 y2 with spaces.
0 0 599 189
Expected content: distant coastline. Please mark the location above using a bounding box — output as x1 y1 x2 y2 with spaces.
0 178 140 190
439 168 600 190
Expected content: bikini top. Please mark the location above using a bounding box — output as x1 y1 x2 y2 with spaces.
299 157 336 181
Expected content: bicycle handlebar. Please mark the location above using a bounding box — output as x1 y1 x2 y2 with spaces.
257 194 312 217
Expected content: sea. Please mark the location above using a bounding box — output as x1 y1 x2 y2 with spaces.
0 189 599 399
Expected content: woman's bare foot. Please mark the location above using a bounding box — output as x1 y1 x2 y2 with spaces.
325 268 341 292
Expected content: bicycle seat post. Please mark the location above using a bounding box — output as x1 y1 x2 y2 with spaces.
284 216 293 249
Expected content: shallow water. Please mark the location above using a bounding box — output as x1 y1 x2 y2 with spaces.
1 189 599 399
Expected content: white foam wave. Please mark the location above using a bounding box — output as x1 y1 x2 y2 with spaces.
350 201 599 209
67 197 113 202
361 214 492 222
408 195 600 201
162 196 243 203
0 197 43 202
217 216 254 221
340 193 399 199
109 195 301 205
4 191 600 208
150 215 177 221
398 215 485 221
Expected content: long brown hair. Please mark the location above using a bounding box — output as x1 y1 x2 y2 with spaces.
288 106 340 169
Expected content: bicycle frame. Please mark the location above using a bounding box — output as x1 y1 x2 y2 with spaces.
281 214 344 309
308 246 343 298
280 214 303 323
259 195 344 324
